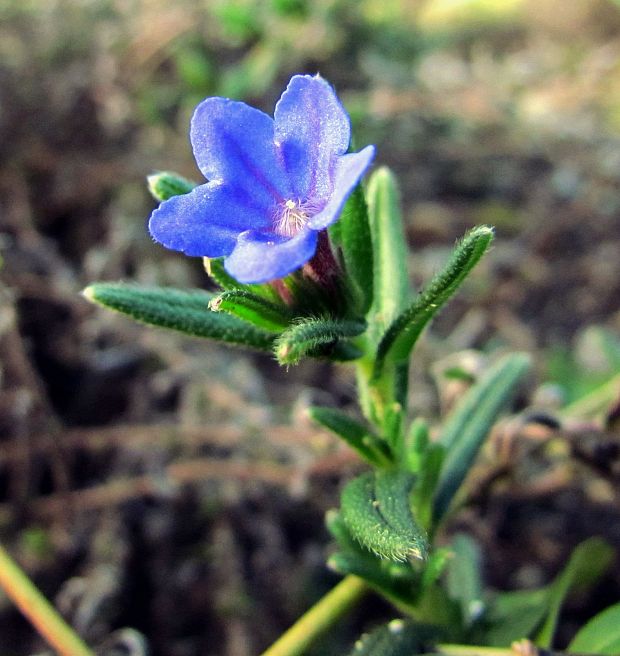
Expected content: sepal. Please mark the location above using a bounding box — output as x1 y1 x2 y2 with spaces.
209 289 292 332
332 185 374 315
274 317 366 365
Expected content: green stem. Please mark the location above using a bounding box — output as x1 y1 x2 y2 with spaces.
435 644 513 656
259 575 368 656
0 543 95 656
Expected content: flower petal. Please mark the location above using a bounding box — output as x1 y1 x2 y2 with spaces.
274 75 350 200
224 229 318 284
190 98 290 206
308 146 375 231
149 182 272 258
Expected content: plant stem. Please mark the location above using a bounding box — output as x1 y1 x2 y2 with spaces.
436 644 512 656
259 575 368 656
0 543 94 656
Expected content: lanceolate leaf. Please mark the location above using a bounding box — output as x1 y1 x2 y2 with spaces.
147 171 197 201
337 185 374 315
83 283 275 351
373 226 494 380
433 353 531 520
275 317 366 365
366 167 410 341
568 602 620 655
308 406 392 466
209 289 292 332
341 470 428 562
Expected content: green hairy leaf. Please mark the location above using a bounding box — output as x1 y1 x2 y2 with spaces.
83 283 275 351
341 470 427 562
569 602 620 655
347 619 422 656
209 289 291 332
147 170 197 201
274 317 366 365
308 407 392 467
433 353 531 520
373 226 494 380
367 167 410 341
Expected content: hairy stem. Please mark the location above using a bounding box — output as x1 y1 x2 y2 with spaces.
259 575 368 656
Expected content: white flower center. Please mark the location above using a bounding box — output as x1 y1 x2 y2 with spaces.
274 198 312 237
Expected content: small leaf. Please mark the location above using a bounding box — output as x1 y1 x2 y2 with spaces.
308 407 392 466
373 226 494 380
347 620 422 656
341 470 427 562
366 167 410 342
568 602 620 655
536 537 614 648
83 283 275 351
275 317 366 365
433 353 531 521
147 171 197 201
337 184 374 315
209 289 291 332
445 533 485 627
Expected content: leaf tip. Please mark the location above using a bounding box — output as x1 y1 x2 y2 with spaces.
208 296 222 312
81 285 98 304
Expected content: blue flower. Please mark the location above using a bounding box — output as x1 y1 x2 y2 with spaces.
149 75 375 284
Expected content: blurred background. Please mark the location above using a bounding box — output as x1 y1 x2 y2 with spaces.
1 0 620 654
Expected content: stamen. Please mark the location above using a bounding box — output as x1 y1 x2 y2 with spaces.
274 199 311 237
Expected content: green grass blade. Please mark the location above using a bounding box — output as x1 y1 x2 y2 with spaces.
536 537 614 648
568 602 620 655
